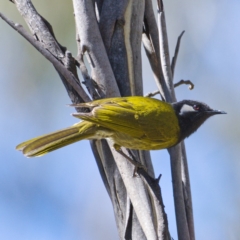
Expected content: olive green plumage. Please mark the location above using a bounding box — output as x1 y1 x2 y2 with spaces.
16 96 225 157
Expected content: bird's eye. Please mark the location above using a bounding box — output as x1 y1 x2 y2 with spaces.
193 105 200 111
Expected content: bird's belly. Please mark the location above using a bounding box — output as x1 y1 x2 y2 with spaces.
89 129 114 139
111 132 178 150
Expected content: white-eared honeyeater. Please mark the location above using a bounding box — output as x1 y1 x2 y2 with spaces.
16 96 226 157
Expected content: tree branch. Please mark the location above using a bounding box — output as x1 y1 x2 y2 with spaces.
157 1 195 239
143 0 165 100
140 172 171 240
0 12 90 103
108 139 158 240
76 33 106 100
171 30 185 79
72 0 119 98
157 2 175 101
10 0 90 105
181 143 195 240
174 79 194 90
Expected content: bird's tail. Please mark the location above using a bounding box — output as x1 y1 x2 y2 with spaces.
16 121 98 157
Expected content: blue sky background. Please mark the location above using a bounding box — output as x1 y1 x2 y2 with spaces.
0 0 239 239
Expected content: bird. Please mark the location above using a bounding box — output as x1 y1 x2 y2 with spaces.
16 96 226 158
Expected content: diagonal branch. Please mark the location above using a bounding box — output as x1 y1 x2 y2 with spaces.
0 12 90 103
10 0 90 105
75 33 106 100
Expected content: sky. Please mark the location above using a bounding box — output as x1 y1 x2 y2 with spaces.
0 0 240 239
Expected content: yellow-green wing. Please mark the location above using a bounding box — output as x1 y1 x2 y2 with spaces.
72 96 180 142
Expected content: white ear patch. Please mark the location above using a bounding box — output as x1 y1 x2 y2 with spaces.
179 104 196 115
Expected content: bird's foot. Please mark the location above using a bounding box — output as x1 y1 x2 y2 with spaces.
113 144 147 177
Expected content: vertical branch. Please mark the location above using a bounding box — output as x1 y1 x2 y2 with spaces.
143 0 166 100
157 3 175 102
72 0 119 98
140 172 171 240
168 145 190 240
157 1 195 240
172 30 195 240
181 144 195 240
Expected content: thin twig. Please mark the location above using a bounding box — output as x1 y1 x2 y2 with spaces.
145 90 161 98
174 80 194 90
76 34 101 100
77 52 105 100
145 79 194 98
171 31 185 78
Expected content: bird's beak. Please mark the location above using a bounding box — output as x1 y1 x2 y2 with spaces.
208 110 227 115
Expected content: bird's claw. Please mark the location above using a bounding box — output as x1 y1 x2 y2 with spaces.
132 162 148 177
113 145 148 177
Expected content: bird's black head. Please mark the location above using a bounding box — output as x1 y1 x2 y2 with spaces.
172 100 226 142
